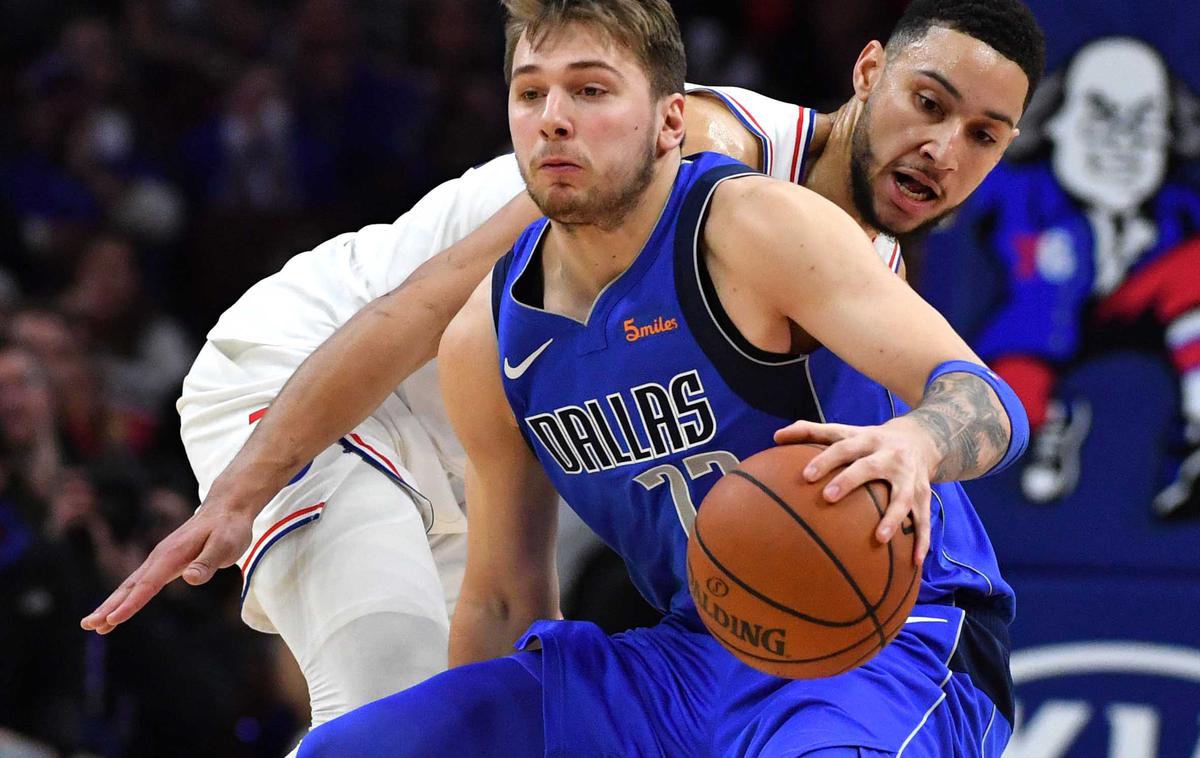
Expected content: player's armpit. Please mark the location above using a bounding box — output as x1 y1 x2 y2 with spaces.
439 276 560 667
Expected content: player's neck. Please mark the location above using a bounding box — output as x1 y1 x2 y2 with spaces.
804 102 881 240
542 153 681 322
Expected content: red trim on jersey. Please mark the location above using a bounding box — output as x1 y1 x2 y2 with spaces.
789 108 807 183
239 502 326 574
347 433 401 478
888 240 902 272
248 407 268 424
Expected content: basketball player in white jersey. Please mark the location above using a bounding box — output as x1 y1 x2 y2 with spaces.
83 0 1041 737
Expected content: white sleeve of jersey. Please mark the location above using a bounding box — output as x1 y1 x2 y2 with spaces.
206 154 526 350
685 83 816 185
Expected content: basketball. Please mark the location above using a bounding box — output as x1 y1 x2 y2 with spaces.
687 443 919 679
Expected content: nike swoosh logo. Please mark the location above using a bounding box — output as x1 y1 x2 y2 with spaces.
503 338 555 380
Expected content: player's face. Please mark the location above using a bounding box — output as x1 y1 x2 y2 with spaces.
508 23 664 227
850 27 1028 236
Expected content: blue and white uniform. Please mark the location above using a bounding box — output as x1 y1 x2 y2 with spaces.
300 154 1015 757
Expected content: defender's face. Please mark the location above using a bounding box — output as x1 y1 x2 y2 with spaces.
854 27 1028 235
508 23 661 225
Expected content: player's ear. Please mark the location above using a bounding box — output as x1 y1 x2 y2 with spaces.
852 40 886 103
658 92 687 154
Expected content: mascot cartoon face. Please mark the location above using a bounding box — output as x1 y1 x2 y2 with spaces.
1047 38 1171 214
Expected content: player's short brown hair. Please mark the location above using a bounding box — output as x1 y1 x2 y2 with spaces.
502 0 687 101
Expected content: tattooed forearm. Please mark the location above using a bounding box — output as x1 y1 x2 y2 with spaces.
906 372 1011 482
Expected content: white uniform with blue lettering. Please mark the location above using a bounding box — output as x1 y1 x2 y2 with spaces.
177 84 897 734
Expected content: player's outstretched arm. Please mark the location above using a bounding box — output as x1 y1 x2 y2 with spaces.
704 178 1027 563
81 189 541 635
440 275 561 667
203 189 541 519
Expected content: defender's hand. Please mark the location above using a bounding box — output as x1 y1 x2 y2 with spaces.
774 418 937 566
80 498 254 634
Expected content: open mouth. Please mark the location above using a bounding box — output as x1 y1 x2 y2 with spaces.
893 170 937 202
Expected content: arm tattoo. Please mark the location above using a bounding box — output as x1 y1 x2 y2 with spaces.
906 372 1011 482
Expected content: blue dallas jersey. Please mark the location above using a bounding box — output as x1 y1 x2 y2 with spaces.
493 152 1015 625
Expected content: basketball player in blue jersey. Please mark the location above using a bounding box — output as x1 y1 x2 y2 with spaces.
297 0 1040 756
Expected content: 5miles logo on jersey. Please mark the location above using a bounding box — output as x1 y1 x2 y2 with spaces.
624 315 679 343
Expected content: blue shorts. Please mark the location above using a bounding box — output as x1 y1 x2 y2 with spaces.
300 602 1012 757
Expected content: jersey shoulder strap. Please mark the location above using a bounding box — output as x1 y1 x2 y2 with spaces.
685 83 817 185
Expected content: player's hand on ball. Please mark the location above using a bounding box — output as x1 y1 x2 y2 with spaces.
773 418 937 566
80 491 255 634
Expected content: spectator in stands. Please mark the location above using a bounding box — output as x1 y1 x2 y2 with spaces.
60 233 193 414
179 62 339 212
9 304 155 462
0 343 61 502
0 343 86 753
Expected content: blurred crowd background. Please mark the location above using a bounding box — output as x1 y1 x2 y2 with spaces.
0 1 907 755
11 0 1199 756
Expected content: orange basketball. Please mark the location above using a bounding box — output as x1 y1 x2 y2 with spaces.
686 443 919 679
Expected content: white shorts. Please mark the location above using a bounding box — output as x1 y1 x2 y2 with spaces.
247 454 466 647
179 340 466 633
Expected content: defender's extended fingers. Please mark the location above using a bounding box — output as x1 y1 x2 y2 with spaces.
182 530 243 585
85 520 212 631
101 575 172 629
773 420 855 446
101 542 198 626
81 554 167 632
81 578 139 631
